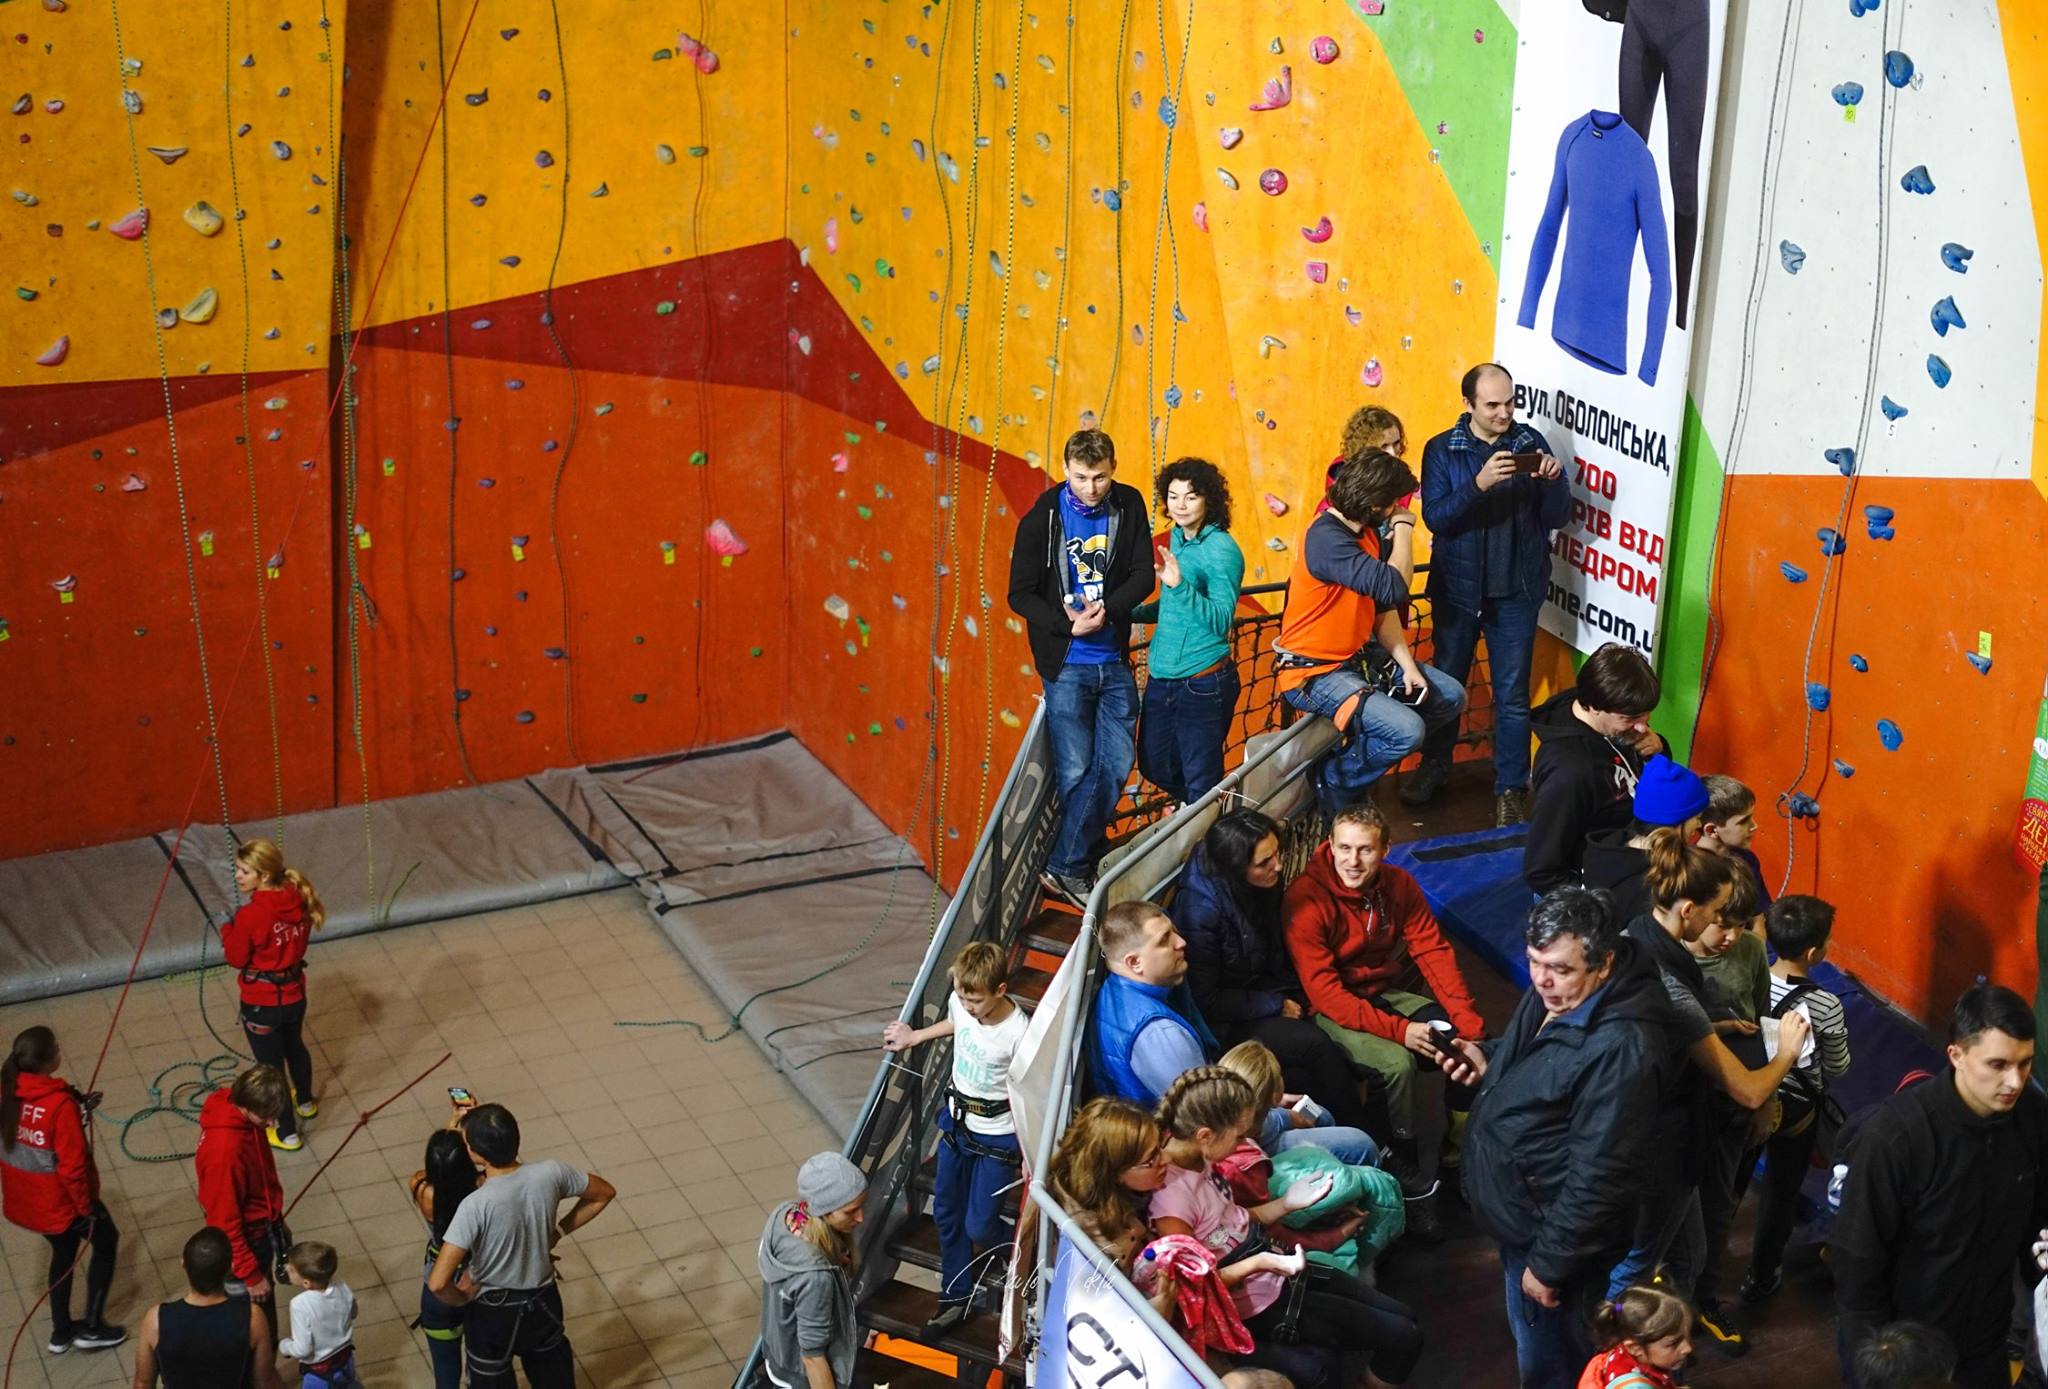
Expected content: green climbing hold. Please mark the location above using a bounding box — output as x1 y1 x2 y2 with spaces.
15 287 35 301
689 449 708 466
880 550 893 563
844 431 862 444
655 300 676 315
846 273 862 292
688 145 708 157
631 692 648 703
589 182 609 197
857 505 873 519
652 47 674 60
868 723 883 736
750 646 763 657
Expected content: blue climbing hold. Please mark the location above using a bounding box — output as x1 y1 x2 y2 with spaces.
1900 165 1934 194
1806 682 1831 711
1787 793 1822 820
535 150 554 168
1876 718 1904 750
1940 242 1973 273
1930 295 1965 336
1780 561 1809 584
483 625 497 636
455 689 471 702
1778 240 1805 274
516 710 536 724
1966 652 1993 675
1831 81 1864 107
452 567 466 581
1880 395 1908 421
1833 759 1856 778
1849 653 1869 672
1864 504 1895 540
1883 50 1913 87
1164 384 1183 408
1824 446 1856 476
1849 0 1879 13
504 379 523 390
499 255 521 267
1926 354 1951 388
1817 528 1846 556
543 647 566 659
1103 188 1122 211
1157 95 1177 128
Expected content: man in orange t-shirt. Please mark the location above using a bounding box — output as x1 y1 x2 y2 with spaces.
1273 450 1465 817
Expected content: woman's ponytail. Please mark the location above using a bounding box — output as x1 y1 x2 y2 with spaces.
1643 826 1736 912
1154 1065 1257 1141
2 1027 58 1152
284 867 326 931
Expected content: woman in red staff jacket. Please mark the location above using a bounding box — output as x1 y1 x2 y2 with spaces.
220 838 325 1151
2 1026 126 1355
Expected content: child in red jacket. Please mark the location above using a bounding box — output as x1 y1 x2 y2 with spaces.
2 1027 125 1355
221 838 326 1150
196 1065 291 1348
1579 1285 1694 1389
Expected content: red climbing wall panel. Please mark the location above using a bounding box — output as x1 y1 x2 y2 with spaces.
1691 474 2048 1017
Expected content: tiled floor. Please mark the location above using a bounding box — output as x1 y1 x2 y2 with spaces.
0 888 839 1388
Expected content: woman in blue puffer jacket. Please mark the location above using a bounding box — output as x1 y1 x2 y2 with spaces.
1178 810 1374 1135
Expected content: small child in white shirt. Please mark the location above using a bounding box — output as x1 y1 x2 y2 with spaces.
279 1241 357 1388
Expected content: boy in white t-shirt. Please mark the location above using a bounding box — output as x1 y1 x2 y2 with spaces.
279 1241 356 1388
883 941 1029 1333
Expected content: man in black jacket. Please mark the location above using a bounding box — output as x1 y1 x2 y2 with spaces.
1006 429 1155 903
1523 642 1666 894
1455 886 1674 1389
1835 983 2048 1388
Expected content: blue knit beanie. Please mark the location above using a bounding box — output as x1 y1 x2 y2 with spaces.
1634 754 1709 826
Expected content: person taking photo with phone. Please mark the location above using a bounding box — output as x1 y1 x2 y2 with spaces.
1407 363 1570 828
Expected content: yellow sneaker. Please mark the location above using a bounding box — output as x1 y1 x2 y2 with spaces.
294 1098 318 1120
267 1127 303 1152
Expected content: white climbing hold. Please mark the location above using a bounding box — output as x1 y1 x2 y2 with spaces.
181 287 219 324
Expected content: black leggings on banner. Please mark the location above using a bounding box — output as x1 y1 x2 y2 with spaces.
1619 0 1710 327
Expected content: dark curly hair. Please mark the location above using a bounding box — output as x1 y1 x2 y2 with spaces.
1154 455 1233 533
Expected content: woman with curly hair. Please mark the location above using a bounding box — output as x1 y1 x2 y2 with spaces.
1133 456 1245 805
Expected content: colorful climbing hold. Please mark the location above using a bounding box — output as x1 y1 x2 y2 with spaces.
656 143 675 164
181 201 224 236
1306 261 1327 283
1824 446 1856 476
1926 354 1951 388
271 140 291 160
1786 793 1821 820
1882 50 1913 87
1805 683 1831 711
1259 169 1287 195
1264 493 1289 516
1833 760 1856 778
1103 188 1122 211
146 145 187 164
1864 504 1896 540
1831 81 1864 107
1218 126 1243 149
1191 201 1208 231
1360 358 1383 387
34 335 68 365
108 207 148 239
1849 653 1869 672
1940 242 1973 273
1930 295 1965 336
1311 36 1340 63
1216 168 1239 191
534 150 554 168
1876 719 1904 750
1879 396 1908 421
1249 65 1292 111
1302 216 1333 243
1779 561 1808 583
180 287 218 324
1966 653 1993 675
1899 165 1934 194
1817 528 1845 556
1778 241 1804 274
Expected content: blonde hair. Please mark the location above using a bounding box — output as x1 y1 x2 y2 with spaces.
1340 405 1404 457
1593 1284 1693 1352
796 1203 858 1267
237 839 326 931
1217 1040 1285 1112
1100 900 1168 963
1155 1065 1257 1142
949 941 1008 997
1047 1098 1160 1260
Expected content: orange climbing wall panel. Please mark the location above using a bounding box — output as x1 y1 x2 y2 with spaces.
1691 475 2048 1016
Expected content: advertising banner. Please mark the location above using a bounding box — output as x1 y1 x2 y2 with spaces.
1035 1237 1207 1389
1493 0 1732 657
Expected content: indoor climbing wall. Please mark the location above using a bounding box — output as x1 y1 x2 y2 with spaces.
1677 0 2048 1017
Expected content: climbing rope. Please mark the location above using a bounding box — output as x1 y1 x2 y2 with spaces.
221 0 288 845
1038 0 1078 472
685 0 724 760
540 0 586 766
1147 0 1195 477
1096 0 1136 423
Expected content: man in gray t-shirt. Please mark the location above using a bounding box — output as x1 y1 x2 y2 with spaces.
427 1104 615 1389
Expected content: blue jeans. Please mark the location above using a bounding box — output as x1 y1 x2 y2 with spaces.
419 1273 465 1389
1043 661 1139 878
933 1108 1020 1307
1606 1184 1703 1301
1501 1249 1600 1389
1286 663 1466 814
1423 593 1540 793
1276 1122 1382 1169
1137 664 1239 805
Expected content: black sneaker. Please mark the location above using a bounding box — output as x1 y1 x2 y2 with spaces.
1401 1188 1446 1245
1040 868 1093 909
46 1331 72 1356
1494 789 1528 827
1696 1300 1749 1357
1399 759 1451 807
923 1302 971 1337
72 1323 127 1352
1738 1267 1782 1305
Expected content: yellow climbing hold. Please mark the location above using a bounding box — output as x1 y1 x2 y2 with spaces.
182 201 224 236
999 708 1022 729
180 287 219 324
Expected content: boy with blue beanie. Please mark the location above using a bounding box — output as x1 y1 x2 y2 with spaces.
1581 755 1710 925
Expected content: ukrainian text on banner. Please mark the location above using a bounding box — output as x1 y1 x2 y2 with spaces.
1035 1237 1207 1389
1493 0 1731 657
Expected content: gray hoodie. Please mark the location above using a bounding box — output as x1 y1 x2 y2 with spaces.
757 1201 857 1389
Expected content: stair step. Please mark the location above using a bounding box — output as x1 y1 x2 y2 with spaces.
863 1279 1021 1375
1020 905 1082 957
856 1346 960 1389
1006 964 1055 1006
890 1212 942 1271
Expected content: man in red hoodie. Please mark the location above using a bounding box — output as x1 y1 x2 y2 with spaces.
1284 803 1486 1214
195 1065 289 1347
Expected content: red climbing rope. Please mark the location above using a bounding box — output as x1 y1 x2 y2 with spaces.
283 1051 452 1220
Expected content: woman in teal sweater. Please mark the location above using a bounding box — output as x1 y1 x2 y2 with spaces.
1134 457 1246 804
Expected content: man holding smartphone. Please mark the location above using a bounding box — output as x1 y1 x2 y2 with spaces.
1407 363 1571 827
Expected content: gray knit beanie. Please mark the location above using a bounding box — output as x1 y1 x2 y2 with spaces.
797 1152 867 1215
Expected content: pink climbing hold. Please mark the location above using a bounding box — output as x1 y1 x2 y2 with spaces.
1311 36 1339 63
693 47 719 74
1250 65 1292 111
108 207 148 239
1360 0 1385 14
1473 27 1485 41
1259 168 1287 196
1218 126 1243 150
1264 492 1290 516
1344 305 1363 327
823 216 839 253
1360 357 1384 387
121 472 146 492
1305 261 1327 283
36 335 69 365
1191 201 1209 231
1301 216 1333 243
831 451 851 473
51 575 76 594
676 31 704 56
704 518 748 556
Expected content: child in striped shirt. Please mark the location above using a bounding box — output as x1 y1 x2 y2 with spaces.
1741 895 1851 1304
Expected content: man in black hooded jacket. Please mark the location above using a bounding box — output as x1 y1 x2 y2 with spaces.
1454 886 1677 1389
1523 643 1666 894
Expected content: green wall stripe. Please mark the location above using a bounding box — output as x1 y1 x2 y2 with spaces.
1650 396 1726 762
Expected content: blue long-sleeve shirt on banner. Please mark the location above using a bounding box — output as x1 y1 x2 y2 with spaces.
1517 110 1673 386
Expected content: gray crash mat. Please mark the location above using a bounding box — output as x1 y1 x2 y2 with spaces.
548 735 946 1138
